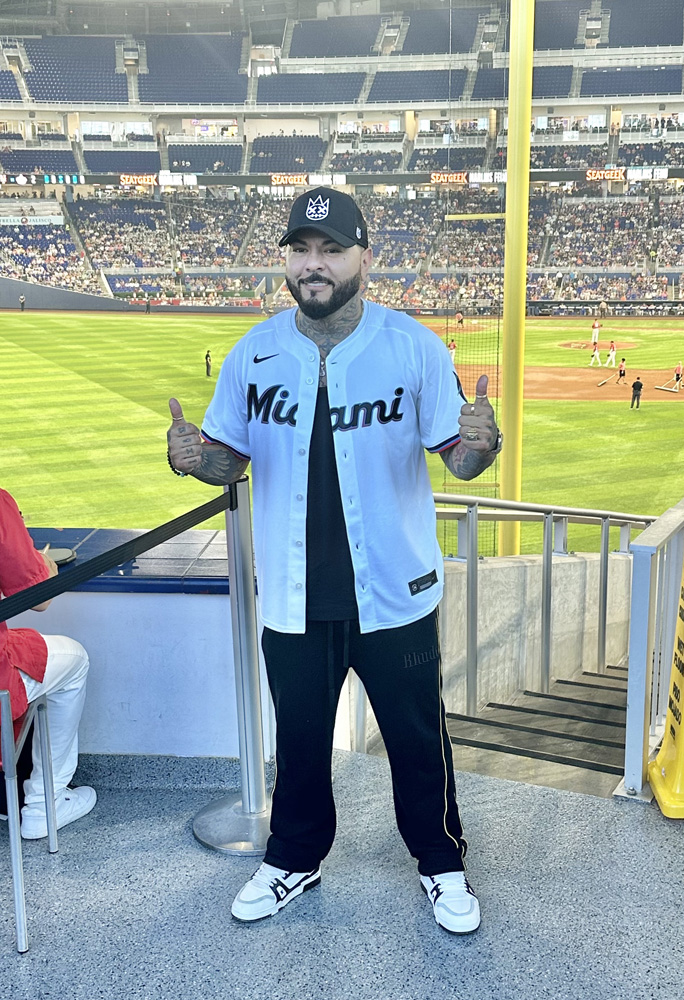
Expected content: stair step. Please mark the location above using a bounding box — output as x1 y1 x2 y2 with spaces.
554 678 627 698
487 700 625 729
446 716 623 774
465 706 625 746
528 686 627 712
581 669 628 687
509 691 626 723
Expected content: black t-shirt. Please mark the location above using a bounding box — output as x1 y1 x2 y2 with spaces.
306 386 358 620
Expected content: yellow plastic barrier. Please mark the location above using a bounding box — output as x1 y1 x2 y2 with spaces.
649 565 684 817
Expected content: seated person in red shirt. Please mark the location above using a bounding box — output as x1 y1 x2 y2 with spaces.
0 488 96 839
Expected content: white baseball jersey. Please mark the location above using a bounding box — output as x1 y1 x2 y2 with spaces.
202 300 467 634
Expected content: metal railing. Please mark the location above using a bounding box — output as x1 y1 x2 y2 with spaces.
349 494 654 742
621 498 684 799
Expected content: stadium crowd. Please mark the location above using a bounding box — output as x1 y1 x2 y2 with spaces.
70 199 174 269
172 201 253 266
0 224 102 294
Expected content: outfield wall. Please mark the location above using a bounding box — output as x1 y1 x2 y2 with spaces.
0 276 126 311
11 551 631 762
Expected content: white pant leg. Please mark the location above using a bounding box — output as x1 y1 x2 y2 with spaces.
19 635 89 807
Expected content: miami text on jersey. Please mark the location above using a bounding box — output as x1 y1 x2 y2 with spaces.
247 383 405 432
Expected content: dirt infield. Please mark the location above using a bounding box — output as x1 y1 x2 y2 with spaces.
455 364 684 401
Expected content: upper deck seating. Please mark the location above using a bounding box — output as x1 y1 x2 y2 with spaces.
23 37 128 103
398 8 489 54
532 66 573 99
256 73 365 105
472 68 507 101
533 1 585 49
605 0 684 47
580 67 683 97
168 144 242 173
367 70 465 104
0 148 79 174
138 34 247 104
330 150 402 173
289 15 382 57
0 71 21 101
249 136 326 173
83 150 161 174
408 147 485 171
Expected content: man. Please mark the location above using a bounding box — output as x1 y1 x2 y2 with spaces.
19 294 25 312
0 489 96 839
631 376 643 409
604 340 616 367
674 361 682 390
589 343 601 366
617 358 627 384
205 350 212 378
167 188 502 935
590 318 601 347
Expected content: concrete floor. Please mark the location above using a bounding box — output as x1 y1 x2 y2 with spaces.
1 750 682 1000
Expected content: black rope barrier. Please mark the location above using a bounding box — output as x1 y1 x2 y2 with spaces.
0 484 241 625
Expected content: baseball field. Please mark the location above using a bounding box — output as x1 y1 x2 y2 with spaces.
1 310 681 554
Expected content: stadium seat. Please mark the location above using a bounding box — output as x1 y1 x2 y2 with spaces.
23 37 128 103
398 8 489 55
256 73 365 105
580 67 683 98
606 0 684 47
367 70 465 103
1 692 58 953
533 1 586 49
0 70 21 102
289 15 382 57
138 35 247 104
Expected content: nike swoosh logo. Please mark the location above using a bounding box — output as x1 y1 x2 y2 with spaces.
254 353 279 364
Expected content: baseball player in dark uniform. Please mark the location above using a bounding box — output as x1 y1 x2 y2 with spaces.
167 188 502 936
631 377 643 408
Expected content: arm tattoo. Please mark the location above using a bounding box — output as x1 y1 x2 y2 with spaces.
192 442 250 487
295 295 364 359
441 442 497 482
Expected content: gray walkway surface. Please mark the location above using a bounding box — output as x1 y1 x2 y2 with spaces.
1 750 682 1000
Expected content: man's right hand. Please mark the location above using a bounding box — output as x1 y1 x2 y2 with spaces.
167 398 203 475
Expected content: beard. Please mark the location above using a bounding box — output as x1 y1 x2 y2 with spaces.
286 272 361 320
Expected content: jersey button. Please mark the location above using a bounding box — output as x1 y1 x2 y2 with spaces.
298 448 306 456
295 583 303 590
296 493 303 501
308 354 315 362
295 540 303 547
306 377 313 385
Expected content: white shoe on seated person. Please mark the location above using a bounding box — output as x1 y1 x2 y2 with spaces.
231 862 321 922
20 785 97 840
420 871 481 934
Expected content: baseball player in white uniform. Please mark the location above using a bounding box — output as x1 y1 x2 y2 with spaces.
167 188 502 936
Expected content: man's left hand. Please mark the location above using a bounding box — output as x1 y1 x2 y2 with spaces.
458 374 499 452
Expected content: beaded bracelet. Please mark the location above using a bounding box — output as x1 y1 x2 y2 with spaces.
167 450 188 477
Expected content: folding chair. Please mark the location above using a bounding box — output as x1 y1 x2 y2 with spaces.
1 690 58 953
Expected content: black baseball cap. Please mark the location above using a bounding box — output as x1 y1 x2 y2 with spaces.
279 187 368 249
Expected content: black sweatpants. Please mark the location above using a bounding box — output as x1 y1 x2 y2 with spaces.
261 611 467 877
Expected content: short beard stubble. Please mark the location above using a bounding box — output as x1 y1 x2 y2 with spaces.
286 272 362 320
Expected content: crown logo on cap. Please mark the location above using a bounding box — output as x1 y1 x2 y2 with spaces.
305 194 330 221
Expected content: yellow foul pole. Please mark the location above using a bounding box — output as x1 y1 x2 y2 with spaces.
499 0 535 555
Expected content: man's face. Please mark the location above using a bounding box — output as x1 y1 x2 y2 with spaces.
285 230 372 320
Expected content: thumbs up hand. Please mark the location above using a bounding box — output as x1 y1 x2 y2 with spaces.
458 375 499 453
167 398 203 475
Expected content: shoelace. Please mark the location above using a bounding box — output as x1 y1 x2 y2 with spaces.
249 863 288 892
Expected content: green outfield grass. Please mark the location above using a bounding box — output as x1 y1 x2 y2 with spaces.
1 312 681 553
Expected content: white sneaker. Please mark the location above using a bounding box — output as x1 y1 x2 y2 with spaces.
421 871 481 934
21 786 97 840
231 862 321 923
